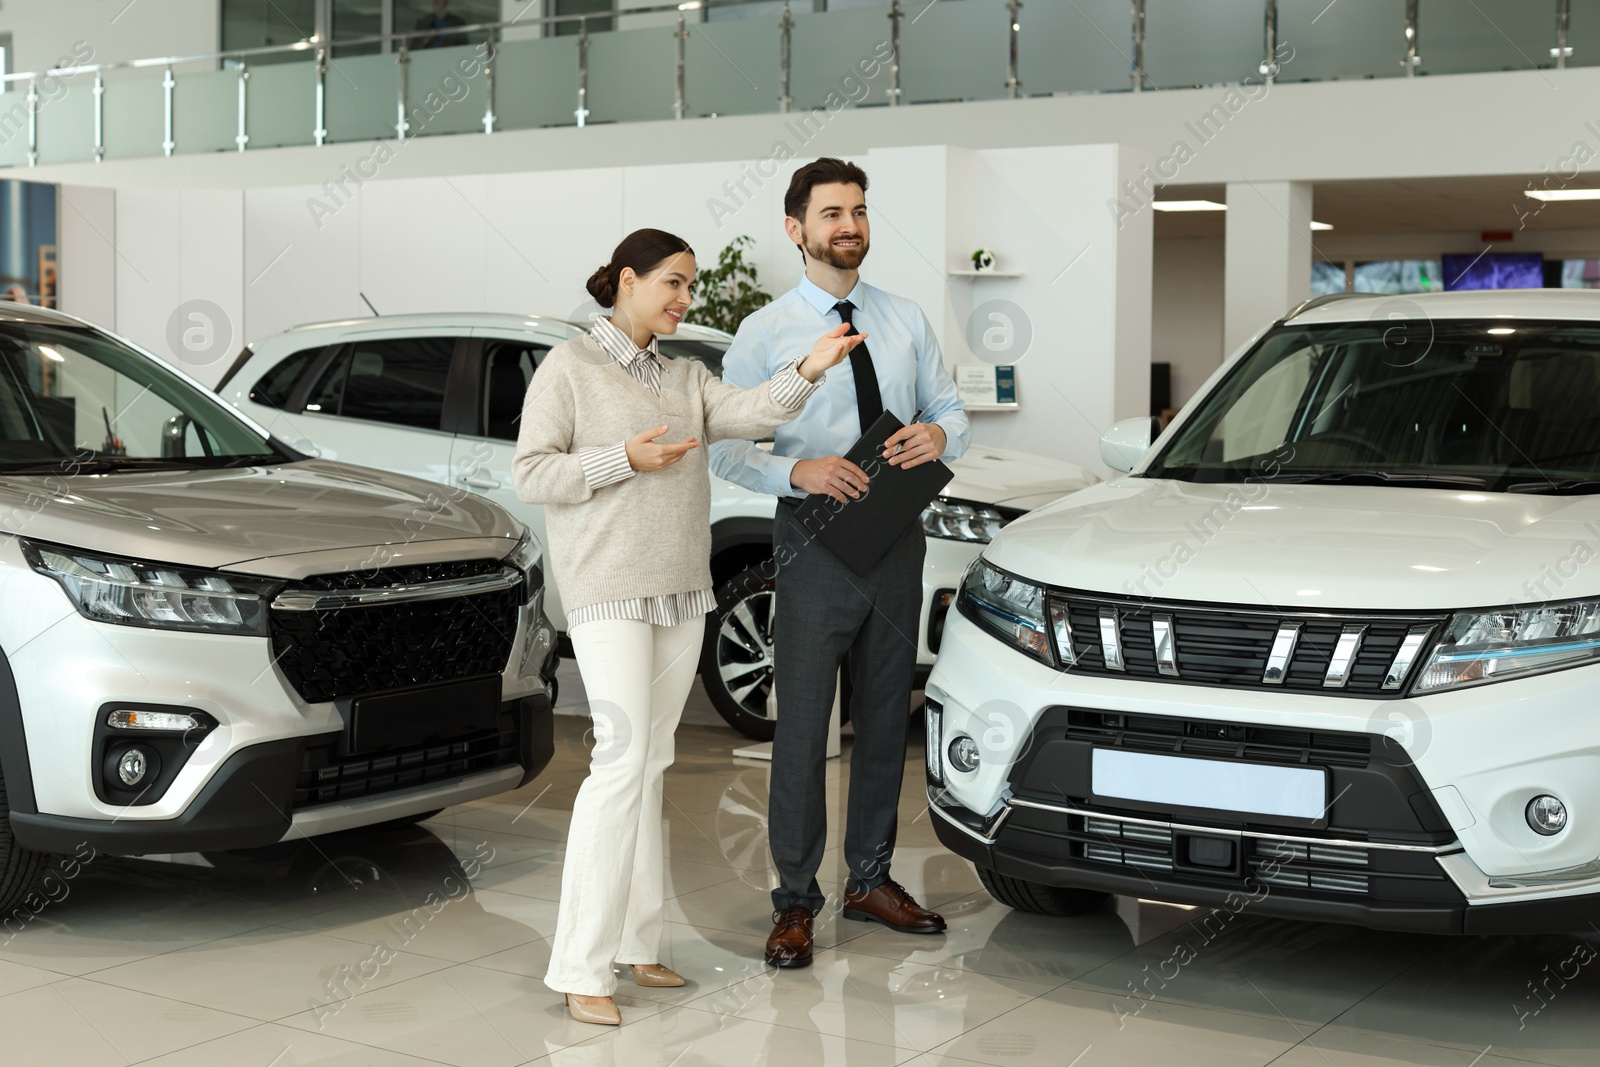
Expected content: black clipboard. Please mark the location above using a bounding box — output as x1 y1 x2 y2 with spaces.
790 411 953 577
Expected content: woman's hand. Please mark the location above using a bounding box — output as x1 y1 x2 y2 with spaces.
625 424 699 471
798 323 867 382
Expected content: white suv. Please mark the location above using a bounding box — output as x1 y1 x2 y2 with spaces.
0 304 557 915
220 313 1098 739
930 290 1600 935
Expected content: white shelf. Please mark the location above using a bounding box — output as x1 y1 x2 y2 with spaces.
947 269 1023 278
965 402 1020 411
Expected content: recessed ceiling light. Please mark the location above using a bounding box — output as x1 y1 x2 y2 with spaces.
1152 200 1226 212
1523 188 1600 202
1310 221 1334 231
1487 327 1516 335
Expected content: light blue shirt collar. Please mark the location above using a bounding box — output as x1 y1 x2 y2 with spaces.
796 274 868 318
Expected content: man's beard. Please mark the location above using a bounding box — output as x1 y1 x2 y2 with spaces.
803 231 869 270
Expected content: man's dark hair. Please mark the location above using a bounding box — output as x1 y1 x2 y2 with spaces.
784 158 869 221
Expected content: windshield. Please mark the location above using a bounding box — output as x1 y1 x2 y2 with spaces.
0 323 284 473
1146 319 1600 493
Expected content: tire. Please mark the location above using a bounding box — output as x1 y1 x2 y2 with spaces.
977 865 1111 917
701 562 851 742
0 766 51 916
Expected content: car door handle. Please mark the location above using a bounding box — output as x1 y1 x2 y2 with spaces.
456 473 501 490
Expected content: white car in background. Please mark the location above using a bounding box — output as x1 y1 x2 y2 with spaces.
218 313 1098 739
930 290 1600 935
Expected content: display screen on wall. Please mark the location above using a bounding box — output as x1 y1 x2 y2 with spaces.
1443 253 1543 291
1562 260 1600 288
1352 260 1444 295
0 180 57 308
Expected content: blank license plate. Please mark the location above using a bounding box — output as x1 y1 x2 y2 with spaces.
348 674 501 754
1091 748 1327 821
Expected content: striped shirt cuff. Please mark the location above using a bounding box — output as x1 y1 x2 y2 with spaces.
577 440 635 491
770 358 822 410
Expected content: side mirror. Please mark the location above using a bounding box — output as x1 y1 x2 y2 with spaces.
1099 416 1159 473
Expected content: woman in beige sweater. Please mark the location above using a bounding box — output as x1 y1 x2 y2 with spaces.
512 228 861 1026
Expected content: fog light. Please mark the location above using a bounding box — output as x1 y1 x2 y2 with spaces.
106 709 202 732
1527 795 1568 836
116 746 154 787
948 735 981 773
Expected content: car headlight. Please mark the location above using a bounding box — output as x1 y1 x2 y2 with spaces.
1414 599 1600 692
920 498 1013 543
506 532 544 607
958 558 1053 665
22 540 277 637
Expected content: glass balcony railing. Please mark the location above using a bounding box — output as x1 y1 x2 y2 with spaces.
0 0 1589 169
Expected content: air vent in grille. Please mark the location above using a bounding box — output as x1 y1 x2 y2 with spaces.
1066 709 1373 769
293 706 519 808
1054 593 1444 698
270 561 518 704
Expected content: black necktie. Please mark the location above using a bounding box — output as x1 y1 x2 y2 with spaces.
834 300 883 435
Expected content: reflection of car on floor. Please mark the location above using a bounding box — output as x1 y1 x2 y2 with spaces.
931 290 1600 934
0 304 556 914
219 313 1098 740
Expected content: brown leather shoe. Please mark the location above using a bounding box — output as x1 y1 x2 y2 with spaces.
841 880 946 934
764 906 814 968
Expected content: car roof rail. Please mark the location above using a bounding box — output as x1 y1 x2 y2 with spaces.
1281 292 1368 322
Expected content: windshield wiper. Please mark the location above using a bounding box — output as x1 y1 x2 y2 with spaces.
0 456 271 476
1273 471 1491 489
1506 478 1600 495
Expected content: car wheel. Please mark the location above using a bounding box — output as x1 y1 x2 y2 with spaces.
0 767 51 916
976 865 1111 917
702 562 852 741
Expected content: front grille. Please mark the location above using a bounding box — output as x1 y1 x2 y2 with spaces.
270 559 518 704
293 703 520 808
1064 708 1373 769
1053 592 1446 698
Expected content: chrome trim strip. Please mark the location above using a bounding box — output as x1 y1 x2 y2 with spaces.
1003 796 1457 854
1436 850 1600 902
1098 608 1125 671
1049 602 1076 666
1263 622 1300 684
929 788 1013 846
272 567 521 612
1152 613 1179 676
1323 625 1367 688
286 766 522 839
1384 625 1433 689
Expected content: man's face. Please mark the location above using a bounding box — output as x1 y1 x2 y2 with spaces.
432 0 449 13
790 182 869 270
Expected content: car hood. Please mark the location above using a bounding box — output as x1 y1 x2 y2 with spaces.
946 444 1098 511
987 477 1600 610
0 460 522 578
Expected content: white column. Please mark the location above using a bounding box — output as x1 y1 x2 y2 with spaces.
1223 180 1313 356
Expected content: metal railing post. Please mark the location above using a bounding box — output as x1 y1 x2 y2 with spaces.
396 42 410 140
483 33 497 133
92 72 105 162
1131 0 1146 92
888 0 903 106
314 46 328 145
161 65 175 156
779 2 793 112
576 18 590 127
26 76 38 167
236 60 250 151
1404 0 1421 76
1006 0 1022 99
674 12 688 120
1260 0 1279 83
1554 0 1572 69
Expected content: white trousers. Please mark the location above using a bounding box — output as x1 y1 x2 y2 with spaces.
543 616 703 996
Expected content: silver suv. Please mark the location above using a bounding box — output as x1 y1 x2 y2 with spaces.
0 305 556 914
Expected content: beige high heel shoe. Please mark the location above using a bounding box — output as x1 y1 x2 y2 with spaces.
627 964 686 988
563 993 622 1026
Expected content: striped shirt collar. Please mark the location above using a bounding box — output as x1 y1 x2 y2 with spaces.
589 315 660 369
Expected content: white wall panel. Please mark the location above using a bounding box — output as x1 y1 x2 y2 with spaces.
358 176 490 316
113 188 182 359
481 167 622 320
242 185 364 344
56 183 116 329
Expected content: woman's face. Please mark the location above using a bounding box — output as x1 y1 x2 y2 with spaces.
617 252 696 339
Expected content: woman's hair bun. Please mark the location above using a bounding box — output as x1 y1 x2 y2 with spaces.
585 262 617 308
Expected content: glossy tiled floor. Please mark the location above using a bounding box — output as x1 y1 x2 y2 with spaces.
3 661 1597 1066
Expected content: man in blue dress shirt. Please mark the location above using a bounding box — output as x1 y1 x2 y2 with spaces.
710 158 969 967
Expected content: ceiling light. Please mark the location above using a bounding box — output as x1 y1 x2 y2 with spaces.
1310 221 1334 231
1523 189 1600 202
1152 200 1226 212
1487 327 1516 335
